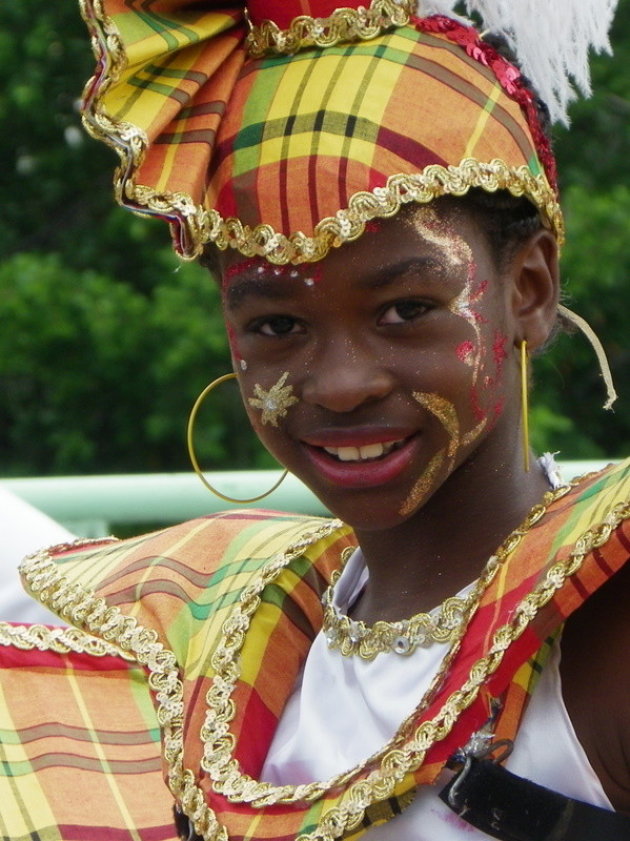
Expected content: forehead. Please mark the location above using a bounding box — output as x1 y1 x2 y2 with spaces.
219 203 487 292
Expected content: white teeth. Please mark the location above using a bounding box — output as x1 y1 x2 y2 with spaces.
337 446 360 462
323 440 402 462
359 443 385 459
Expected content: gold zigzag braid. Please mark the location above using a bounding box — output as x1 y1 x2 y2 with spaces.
245 0 415 58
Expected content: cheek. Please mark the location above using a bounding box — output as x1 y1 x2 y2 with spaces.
449 271 509 427
446 328 506 446
492 331 509 375
237 375 277 449
226 323 244 365
239 387 295 469
399 391 461 517
242 371 299 430
470 329 510 426
456 340 476 365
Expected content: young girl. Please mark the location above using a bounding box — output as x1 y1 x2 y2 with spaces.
1 1 628 840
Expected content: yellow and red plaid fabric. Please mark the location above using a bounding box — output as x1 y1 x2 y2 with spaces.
0 640 172 840
1 462 629 840
80 0 562 261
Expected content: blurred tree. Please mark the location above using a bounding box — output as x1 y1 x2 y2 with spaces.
553 1 630 193
532 184 630 457
0 253 274 475
0 3 167 291
531 2 630 457
0 0 628 477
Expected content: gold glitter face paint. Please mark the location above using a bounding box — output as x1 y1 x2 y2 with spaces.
461 417 487 448
407 206 497 450
449 276 486 388
399 450 445 517
247 371 299 427
406 207 484 385
399 391 461 516
412 392 460 459
406 207 467 267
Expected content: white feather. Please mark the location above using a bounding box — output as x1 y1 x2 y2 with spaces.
417 0 619 125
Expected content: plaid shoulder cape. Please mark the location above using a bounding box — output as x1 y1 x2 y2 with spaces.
1 461 629 841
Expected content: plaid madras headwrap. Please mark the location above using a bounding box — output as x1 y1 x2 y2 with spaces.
1 460 628 840
80 0 563 262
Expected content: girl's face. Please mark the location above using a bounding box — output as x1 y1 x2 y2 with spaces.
220 205 524 530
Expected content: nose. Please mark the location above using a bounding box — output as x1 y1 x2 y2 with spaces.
301 337 394 413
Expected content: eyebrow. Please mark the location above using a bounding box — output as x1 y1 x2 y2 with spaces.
224 256 447 309
224 275 297 310
358 256 447 290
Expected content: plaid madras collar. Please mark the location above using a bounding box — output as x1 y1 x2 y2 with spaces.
17 460 630 840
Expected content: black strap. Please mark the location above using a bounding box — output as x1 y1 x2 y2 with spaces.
439 757 630 841
174 805 203 841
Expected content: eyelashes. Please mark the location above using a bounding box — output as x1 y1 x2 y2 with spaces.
249 315 304 337
247 299 435 336
378 300 433 325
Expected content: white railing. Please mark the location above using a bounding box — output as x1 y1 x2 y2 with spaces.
1 461 615 537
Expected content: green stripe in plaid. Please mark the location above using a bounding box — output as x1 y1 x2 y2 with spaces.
115 4 205 51
220 30 535 180
125 61 205 107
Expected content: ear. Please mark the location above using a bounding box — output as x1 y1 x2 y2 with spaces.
508 229 560 352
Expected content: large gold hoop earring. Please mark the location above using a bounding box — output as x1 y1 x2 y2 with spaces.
520 340 530 473
187 372 288 503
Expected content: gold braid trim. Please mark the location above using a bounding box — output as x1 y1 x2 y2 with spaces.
0 622 133 660
245 0 415 58
79 0 138 168
209 159 565 264
17 476 626 841
197 485 572 812
79 0 212 254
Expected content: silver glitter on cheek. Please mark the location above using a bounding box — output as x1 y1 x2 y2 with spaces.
240 359 248 372
304 278 315 287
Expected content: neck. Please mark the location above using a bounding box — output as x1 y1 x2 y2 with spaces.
351 445 551 624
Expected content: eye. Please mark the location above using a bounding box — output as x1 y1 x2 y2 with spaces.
250 315 303 337
379 300 431 325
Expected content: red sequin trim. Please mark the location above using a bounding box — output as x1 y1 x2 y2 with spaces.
414 15 558 192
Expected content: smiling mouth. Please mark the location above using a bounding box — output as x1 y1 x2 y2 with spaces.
321 439 406 462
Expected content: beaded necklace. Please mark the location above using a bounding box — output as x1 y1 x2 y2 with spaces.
323 457 563 661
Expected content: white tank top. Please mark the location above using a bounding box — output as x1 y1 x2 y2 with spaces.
261 549 612 840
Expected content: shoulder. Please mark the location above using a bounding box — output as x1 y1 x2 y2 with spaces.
537 459 630 813
19 509 353 642
24 509 344 585
560 544 630 814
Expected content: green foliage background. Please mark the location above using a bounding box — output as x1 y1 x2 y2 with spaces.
0 2 628 477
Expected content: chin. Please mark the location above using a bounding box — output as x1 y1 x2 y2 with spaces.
311 485 429 532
